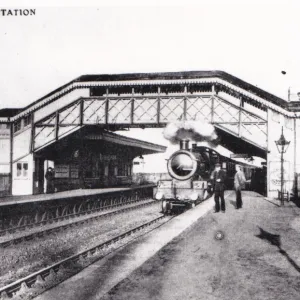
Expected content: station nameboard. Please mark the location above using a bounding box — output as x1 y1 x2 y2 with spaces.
230 154 249 159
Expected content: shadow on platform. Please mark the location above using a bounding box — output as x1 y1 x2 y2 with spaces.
229 200 236 207
255 227 300 273
291 197 300 208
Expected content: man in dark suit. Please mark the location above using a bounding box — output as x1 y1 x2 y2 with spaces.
211 163 227 213
45 167 55 193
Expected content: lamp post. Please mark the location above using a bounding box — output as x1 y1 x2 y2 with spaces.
275 126 290 206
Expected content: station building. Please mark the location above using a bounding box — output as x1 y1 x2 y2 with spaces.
0 110 166 196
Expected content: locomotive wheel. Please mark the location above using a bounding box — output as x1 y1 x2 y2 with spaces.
161 200 168 214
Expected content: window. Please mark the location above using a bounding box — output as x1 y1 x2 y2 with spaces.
117 163 131 176
23 114 31 127
14 120 22 133
23 163 28 177
16 162 28 178
17 163 22 177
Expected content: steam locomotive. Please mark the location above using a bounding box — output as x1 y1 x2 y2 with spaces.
155 140 257 214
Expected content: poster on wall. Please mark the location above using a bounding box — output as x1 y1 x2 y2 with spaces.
55 165 70 178
269 161 290 191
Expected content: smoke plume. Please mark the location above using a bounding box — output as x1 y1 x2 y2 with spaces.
163 120 218 146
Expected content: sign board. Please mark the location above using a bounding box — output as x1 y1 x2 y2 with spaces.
230 154 249 159
70 165 79 178
55 165 70 178
269 161 290 191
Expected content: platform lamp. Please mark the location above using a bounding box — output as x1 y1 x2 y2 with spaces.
275 126 290 206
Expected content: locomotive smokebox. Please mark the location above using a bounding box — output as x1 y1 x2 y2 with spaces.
180 140 190 150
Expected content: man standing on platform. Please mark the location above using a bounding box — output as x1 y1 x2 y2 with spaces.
45 167 55 193
211 163 227 213
234 165 246 209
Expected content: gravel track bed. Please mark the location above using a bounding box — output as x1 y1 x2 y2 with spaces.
0 203 161 287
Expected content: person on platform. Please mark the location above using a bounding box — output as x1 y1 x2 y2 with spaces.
45 167 55 193
211 163 227 213
234 165 246 209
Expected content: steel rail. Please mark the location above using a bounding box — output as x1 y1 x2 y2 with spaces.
0 199 158 247
0 214 167 299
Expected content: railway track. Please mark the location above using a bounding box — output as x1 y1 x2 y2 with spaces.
0 214 170 300
0 199 157 247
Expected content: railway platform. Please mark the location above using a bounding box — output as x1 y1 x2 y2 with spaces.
35 191 300 300
0 184 154 207
0 184 155 233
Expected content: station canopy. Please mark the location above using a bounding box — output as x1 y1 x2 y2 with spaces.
36 126 167 160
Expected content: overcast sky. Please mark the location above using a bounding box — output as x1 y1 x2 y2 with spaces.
1 0 288 170
1 0 300 110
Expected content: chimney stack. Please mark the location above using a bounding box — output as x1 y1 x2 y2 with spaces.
180 139 189 150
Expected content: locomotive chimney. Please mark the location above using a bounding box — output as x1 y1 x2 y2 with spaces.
180 139 189 150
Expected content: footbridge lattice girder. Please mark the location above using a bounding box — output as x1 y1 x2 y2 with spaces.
33 93 267 152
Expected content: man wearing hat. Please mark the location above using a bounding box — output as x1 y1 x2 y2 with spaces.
211 163 227 213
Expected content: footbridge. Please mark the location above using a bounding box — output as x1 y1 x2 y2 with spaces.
1 71 300 197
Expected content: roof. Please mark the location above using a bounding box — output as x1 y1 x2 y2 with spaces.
37 70 288 109
73 70 288 109
35 127 167 155
0 108 23 118
2 70 299 122
85 130 167 154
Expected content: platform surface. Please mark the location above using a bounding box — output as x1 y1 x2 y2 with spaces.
0 184 154 206
35 191 300 300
